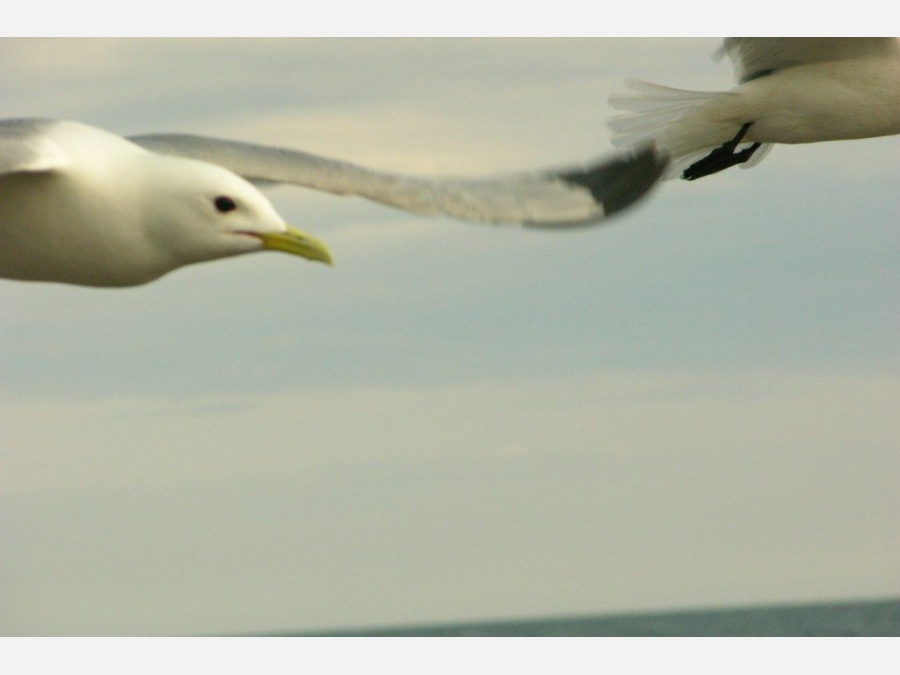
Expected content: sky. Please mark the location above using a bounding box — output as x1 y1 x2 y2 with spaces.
1 37 898 637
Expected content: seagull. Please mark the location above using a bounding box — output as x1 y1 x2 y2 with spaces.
0 118 662 287
608 38 900 181
2 38 897 288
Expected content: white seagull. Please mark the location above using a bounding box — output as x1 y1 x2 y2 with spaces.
608 37 900 181
0 118 660 287
1 38 898 288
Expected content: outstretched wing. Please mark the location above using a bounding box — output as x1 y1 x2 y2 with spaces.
129 133 665 228
722 37 899 83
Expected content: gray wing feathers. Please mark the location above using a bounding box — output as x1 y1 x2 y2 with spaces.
723 37 899 83
130 133 662 227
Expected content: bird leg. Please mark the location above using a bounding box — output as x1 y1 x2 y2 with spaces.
681 122 762 181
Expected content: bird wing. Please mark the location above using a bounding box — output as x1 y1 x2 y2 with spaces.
0 119 68 175
721 37 900 83
129 133 665 228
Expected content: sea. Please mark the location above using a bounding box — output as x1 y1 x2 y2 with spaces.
300 598 900 637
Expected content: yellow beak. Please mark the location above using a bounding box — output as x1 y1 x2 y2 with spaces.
256 226 333 266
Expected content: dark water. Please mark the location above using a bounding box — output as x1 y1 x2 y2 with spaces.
301 598 900 637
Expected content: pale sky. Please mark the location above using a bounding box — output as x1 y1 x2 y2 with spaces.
1 37 898 636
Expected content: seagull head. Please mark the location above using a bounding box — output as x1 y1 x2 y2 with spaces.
141 156 333 276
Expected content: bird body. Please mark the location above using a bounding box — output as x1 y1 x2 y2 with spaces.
2 120 195 286
1 119 333 286
610 37 900 178
737 54 900 144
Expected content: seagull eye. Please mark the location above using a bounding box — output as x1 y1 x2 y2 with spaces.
213 196 237 213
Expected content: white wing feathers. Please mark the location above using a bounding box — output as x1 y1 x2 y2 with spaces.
129 133 666 227
0 119 68 174
607 80 757 175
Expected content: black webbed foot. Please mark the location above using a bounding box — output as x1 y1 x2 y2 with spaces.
681 122 762 181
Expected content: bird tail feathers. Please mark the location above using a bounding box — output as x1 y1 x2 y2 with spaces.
608 79 769 179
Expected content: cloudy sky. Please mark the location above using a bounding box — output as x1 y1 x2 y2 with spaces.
1 37 898 636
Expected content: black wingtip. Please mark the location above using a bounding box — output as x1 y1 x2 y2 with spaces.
561 146 668 220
